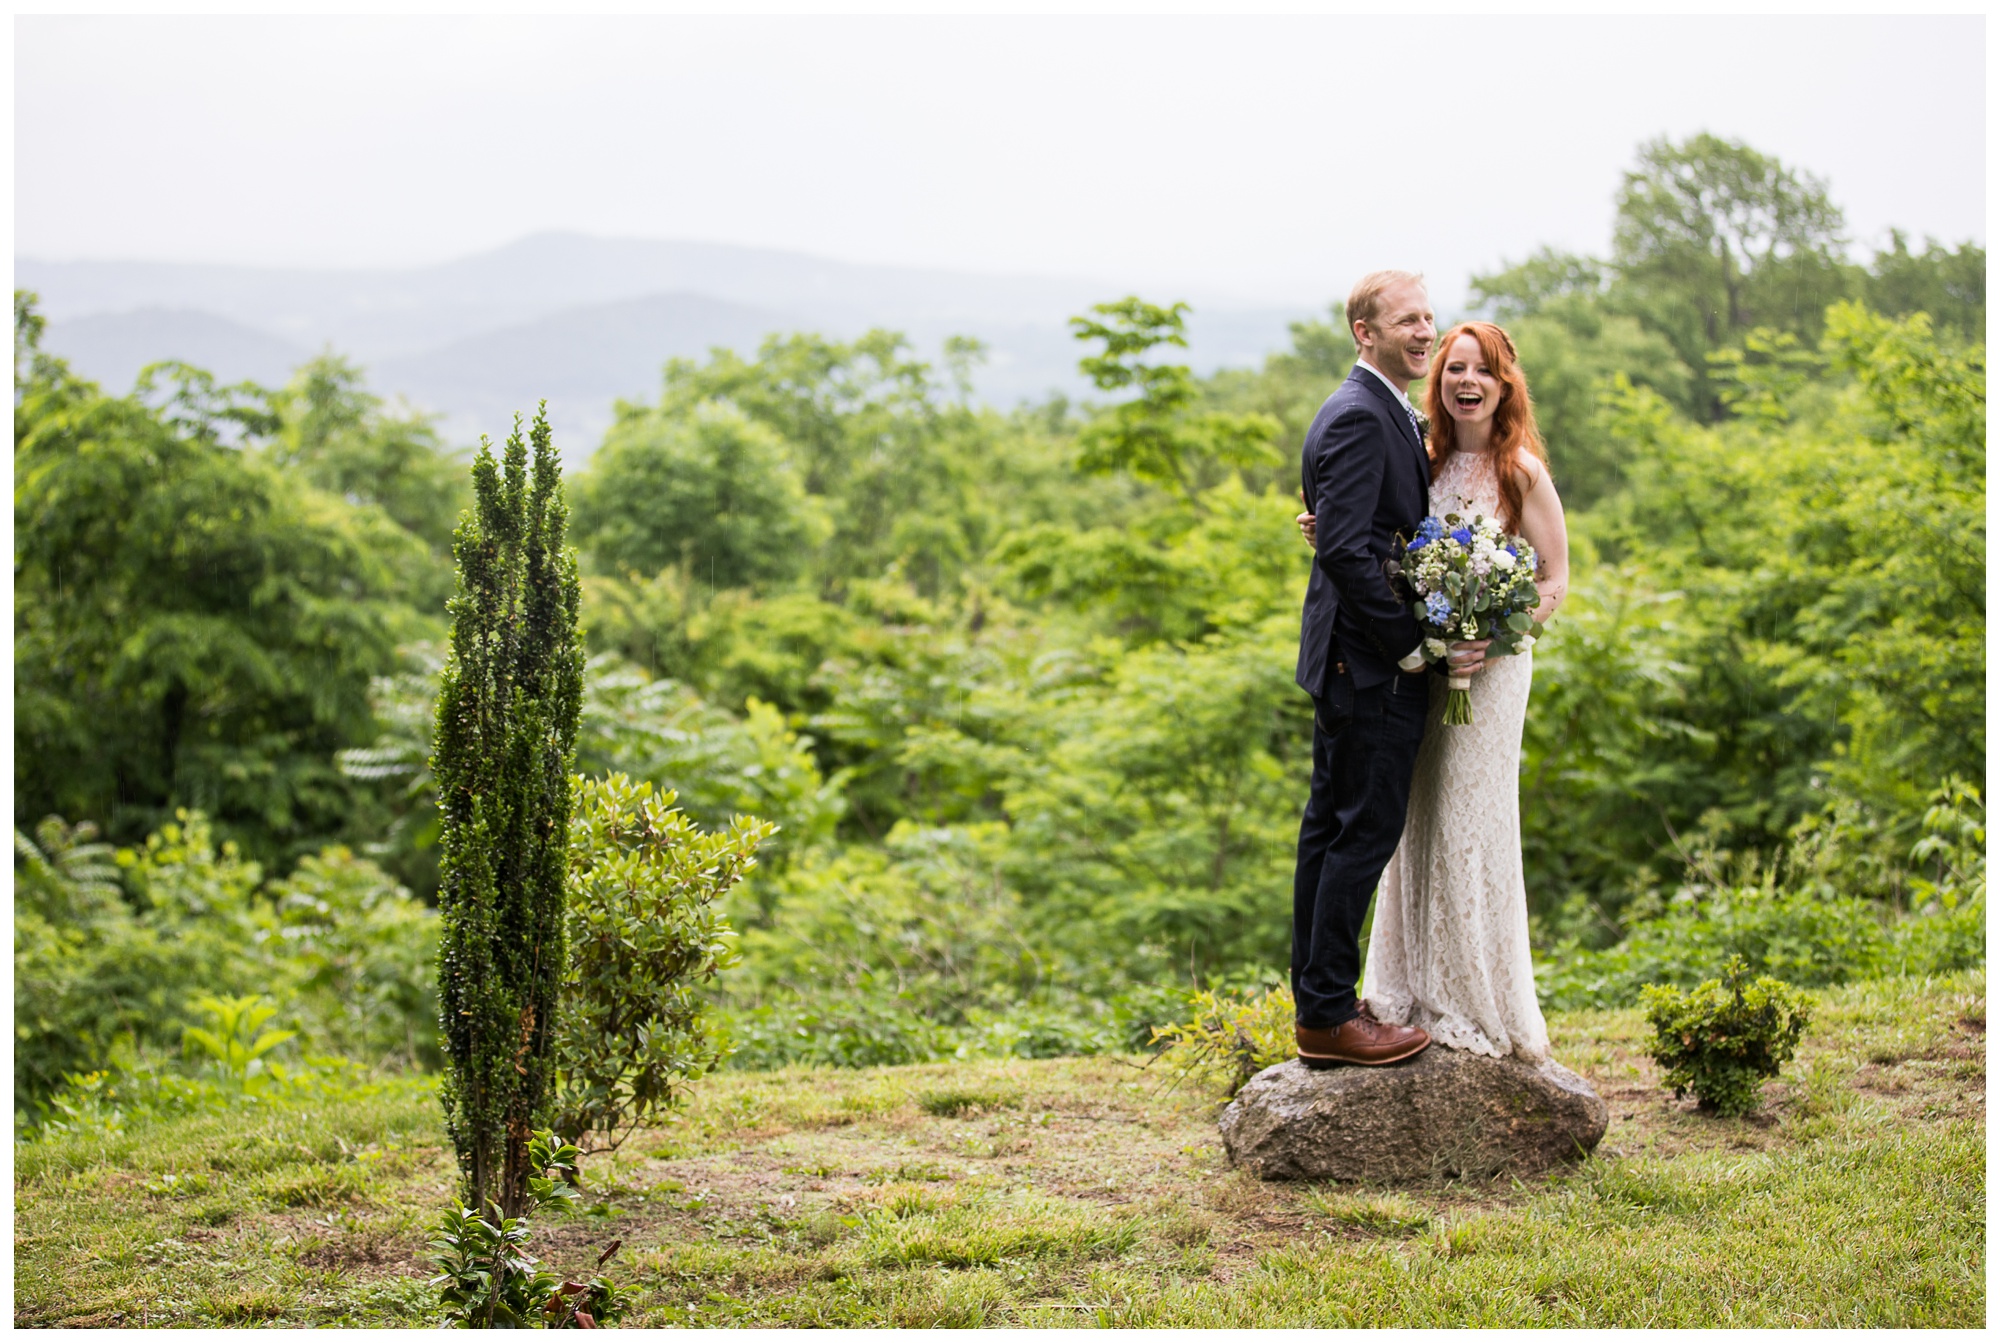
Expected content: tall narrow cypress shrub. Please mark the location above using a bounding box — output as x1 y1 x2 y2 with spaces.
432 406 584 1216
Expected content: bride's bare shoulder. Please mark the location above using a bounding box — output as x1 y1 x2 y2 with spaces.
1513 451 1552 491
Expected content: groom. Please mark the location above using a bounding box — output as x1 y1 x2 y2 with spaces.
1290 270 1483 1069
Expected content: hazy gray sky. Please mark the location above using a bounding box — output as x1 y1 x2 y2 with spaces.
16 13 1986 308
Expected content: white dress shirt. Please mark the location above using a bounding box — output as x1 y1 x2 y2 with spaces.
1354 357 1418 417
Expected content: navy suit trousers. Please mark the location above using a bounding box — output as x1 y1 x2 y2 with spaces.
1290 669 1429 1029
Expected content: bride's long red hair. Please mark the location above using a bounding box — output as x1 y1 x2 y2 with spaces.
1423 321 1547 533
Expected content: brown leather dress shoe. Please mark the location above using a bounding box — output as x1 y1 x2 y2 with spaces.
1296 1015 1431 1068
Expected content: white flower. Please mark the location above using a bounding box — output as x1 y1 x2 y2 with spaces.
1423 638 1447 660
1489 549 1516 570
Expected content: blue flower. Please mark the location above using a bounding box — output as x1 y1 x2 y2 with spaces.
1407 536 1430 552
1450 527 1474 547
1424 592 1454 623
1416 516 1447 542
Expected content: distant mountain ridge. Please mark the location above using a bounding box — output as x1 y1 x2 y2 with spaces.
20 232 1320 453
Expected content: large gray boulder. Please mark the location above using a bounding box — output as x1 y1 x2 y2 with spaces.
1218 1045 1608 1183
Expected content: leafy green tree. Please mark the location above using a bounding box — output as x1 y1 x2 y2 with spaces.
265 353 468 606
642 330 981 597
432 408 585 1217
571 402 818 590
14 298 421 863
995 627 1308 977
572 656 845 872
1505 299 1693 506
902 559 1312 982
1524 305 1985 927
1069 298 1283 508
1205 309 1360 454
1810 305 1984 814
1467 247 1611 322
998 477 1306 648
1611 133 1852 413
1864 231 1986 338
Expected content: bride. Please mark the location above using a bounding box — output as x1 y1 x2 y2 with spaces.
1299 320 1569 1062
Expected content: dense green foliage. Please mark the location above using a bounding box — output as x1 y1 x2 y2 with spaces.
1642 957 1814 1116
572 402 815 590
1521 308 1984 933
12 132 1987 1111
13 309 436 866
1537 779 1985 1012
432 409 585 1216
13 811 437 1120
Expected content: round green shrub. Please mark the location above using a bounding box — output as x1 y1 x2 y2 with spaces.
1640 956 1813 1116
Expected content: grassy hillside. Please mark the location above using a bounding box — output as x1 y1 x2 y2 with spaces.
15 972 1983 1328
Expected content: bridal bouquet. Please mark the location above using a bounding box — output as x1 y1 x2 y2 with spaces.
1391 513 1541 725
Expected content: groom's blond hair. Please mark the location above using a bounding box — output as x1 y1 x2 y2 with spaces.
1345 270 1427 335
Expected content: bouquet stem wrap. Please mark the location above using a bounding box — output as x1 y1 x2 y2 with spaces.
1443 675 1474 726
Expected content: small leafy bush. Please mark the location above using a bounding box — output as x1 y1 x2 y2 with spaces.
1148 983 1295 1095
181 993 298 1094
554 773 772 1151
1641 956 1813 1116
428 1130 630 1329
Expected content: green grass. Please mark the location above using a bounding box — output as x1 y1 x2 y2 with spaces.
13 972 1985 1327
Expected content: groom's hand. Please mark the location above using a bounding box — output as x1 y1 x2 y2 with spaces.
1297 512 1317 546
1447 639 1491 676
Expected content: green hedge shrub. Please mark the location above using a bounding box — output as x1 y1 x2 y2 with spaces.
554 774 770 1150
1641 956 1813 1116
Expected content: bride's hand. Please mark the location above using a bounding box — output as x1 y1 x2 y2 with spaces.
1447 639 1491 676
1297 512 1317 546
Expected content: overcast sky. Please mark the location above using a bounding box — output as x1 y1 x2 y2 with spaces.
15 13 1986 310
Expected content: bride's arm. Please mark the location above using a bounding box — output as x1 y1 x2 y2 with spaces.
1517 459 1568 625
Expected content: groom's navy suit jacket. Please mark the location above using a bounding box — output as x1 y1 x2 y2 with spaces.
1294 365 1431 696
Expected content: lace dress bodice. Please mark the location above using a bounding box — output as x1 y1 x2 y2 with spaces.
1365 447 1550 1061
1429 448 1499 524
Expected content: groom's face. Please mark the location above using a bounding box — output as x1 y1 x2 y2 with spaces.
1357 281 1435 384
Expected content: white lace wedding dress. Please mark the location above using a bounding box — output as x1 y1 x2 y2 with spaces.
1365 448 1550 1062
